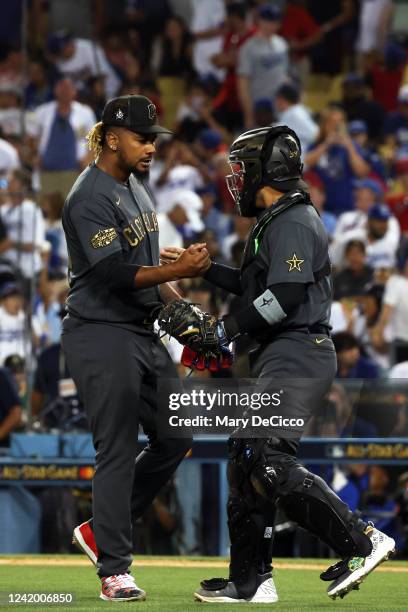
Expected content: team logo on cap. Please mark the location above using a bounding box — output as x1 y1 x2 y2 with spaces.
148 103 156 120
115 108 124 120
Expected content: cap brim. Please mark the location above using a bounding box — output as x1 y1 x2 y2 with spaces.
128 124 173 135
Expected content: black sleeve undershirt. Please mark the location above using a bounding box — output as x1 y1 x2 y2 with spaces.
223 282 307 339
92 252 140 290
203 262 243 296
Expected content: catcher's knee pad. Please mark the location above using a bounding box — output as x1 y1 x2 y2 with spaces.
279 466 372 558
247 437 297 502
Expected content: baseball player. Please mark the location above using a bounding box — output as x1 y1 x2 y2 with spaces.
61 94 210 602
161 126 395 603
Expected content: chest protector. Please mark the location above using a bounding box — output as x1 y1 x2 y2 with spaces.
240 190 331 303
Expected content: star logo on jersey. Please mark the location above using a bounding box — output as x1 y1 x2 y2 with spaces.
286 253 304 272
91 228 118 248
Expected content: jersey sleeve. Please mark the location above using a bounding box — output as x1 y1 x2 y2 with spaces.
68 197 122 266
261 221 316 285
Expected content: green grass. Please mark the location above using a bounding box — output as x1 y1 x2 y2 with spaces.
0 557 407 611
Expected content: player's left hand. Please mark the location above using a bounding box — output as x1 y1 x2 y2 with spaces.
157 300 234 367
181 345 234 372
160 246 184 265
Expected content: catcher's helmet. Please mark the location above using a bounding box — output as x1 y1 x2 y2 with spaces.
226 125 304 217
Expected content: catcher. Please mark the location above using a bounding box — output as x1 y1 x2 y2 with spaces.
158 125 395 603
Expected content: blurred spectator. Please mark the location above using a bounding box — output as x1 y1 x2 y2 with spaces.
274 82 319 156
174 80 213 142
356 0 395 62
41 191 68 275
333 239 374 300
152 15 193 78
0 365 22 446
191 0 226 81
253 98 276 129
306 0 355 75
305 106 370 215
333 178 385 237
340 73 385 143
0 169 45 289
0 136 20 178
32 276 65 351
371 256 408 365
212 151 235 214
237 5 289 129
366 43 406 113
386 156 408 234
4 353 27 411
333 331 379 378
33 77 96 199
24 58 54 110
303 170 337 238
353 283 390 371
331 203 400 270
197 184 233 248
152 141 204 210
280 0 322 79
0 84 25 138
0 47 24 90
157 189 204 249
134 477 183 555
361 465 398 538
47 29 120 98
384 83 408 150
333 464 369 511
0 282 26 366
348 120 386 181
82 75 106 120
46 0 104 40
31 341 83 430
211 2 256 131
222 215 253 261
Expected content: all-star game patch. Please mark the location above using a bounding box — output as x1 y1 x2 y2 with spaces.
91 228 118 248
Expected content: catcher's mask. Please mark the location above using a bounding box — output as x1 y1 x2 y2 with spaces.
226 125 304 217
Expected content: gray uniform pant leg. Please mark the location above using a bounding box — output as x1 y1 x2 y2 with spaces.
62 321 190 577
226 332 337 595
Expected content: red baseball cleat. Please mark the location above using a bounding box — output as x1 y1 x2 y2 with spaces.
100 574 146 601
72 520 98 566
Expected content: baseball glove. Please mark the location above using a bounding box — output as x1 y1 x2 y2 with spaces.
157 300 219 353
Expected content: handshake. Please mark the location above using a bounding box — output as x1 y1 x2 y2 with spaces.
157 300 234 372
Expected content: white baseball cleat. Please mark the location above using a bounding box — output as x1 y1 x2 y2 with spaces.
194 573 278 603
327 525 395 600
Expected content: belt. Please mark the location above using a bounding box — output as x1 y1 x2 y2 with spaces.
257 323 331 345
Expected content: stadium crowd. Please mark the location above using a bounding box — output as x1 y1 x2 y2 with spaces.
1 0 408 556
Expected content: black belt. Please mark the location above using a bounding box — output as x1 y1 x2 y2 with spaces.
257 323 331 345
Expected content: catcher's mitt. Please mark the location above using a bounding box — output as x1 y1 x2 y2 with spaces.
157 300 219 353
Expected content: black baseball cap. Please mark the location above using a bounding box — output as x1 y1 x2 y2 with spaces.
101 95 172 135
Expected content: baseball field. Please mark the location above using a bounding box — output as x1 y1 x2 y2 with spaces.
0 556 407 611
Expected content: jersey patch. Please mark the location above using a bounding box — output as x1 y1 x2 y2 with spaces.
91 228 118 249
285 253 304 272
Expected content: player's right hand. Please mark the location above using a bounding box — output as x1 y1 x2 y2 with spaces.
173 243 211 277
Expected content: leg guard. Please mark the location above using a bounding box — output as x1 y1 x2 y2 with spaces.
226 438 276 598
279 466 372 558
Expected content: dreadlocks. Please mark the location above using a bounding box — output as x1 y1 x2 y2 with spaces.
86 121 105 157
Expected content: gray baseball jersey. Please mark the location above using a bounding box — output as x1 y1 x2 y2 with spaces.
241 191 332 331
62 163 161 328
